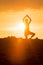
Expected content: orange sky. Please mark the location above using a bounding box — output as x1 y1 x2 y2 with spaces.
0 0 43 11
0 0 43 39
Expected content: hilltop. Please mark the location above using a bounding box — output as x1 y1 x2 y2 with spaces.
0 36 43 65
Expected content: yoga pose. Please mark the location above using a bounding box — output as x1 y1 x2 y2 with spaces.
23 15 35 39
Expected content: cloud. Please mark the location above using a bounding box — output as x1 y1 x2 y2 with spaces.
0 0 43 12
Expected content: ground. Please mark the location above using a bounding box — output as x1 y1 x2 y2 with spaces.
0 36 43 65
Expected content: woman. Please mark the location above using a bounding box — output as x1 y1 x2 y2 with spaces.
23 15 35 39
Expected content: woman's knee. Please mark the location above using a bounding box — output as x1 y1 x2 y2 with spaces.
33 33 35 36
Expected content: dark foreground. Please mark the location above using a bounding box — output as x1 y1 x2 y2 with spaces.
0 36 43 65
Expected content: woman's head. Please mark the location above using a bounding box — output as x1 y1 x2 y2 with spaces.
25 19 28 22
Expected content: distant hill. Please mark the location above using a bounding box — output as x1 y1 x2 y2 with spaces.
0 36 43 65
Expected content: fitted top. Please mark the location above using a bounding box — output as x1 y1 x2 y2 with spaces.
24 21 30 31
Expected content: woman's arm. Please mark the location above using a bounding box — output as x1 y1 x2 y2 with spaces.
23 15 32 23
23 15 28 22
29 17 31 24
26 15 31 23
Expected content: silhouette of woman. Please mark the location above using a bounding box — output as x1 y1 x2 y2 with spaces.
23 15 35 39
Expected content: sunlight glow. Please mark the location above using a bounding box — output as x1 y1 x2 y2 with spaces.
6 20 25 32
0 9 43 39
18 22 25 30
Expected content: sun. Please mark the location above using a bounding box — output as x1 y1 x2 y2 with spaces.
18 22 25 30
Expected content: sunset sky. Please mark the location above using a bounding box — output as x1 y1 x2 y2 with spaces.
0 0 43 39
